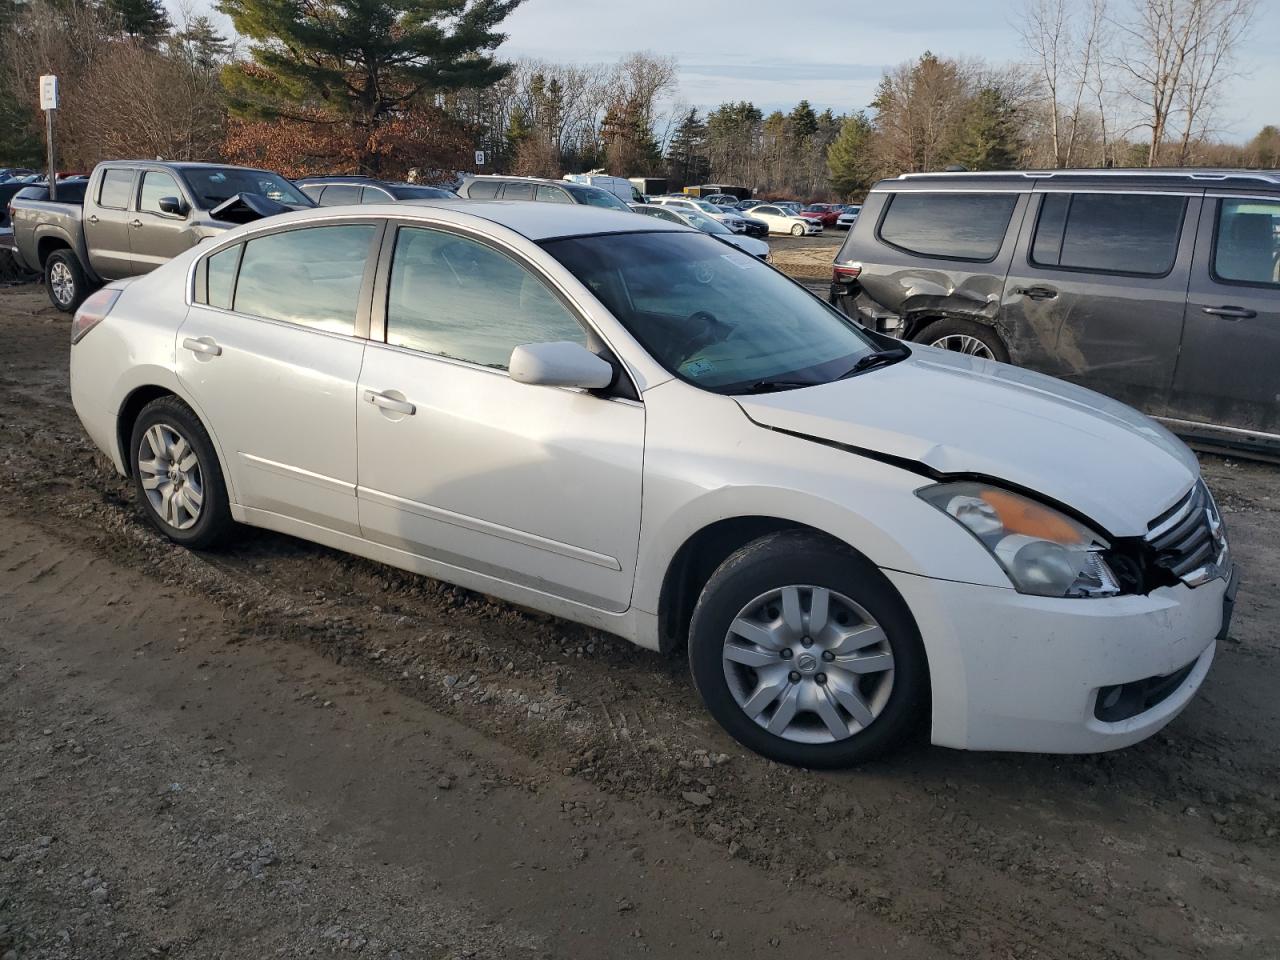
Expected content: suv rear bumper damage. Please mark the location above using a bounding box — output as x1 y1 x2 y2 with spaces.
885 568 1231 753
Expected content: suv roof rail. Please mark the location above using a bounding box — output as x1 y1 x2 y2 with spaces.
895 168 1280 185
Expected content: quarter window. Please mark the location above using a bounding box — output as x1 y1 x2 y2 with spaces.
502 182 535 200
536 185 572 203
1213 198 1280 287
233 224 375 335
98 169 134 210
878 192 1017 261
467 180 500 199
205 243 240 309
139 171 183 215
318 184 362 206
1031 193 1186 276
385 227 587 369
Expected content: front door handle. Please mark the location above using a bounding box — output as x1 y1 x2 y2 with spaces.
1202 305 1256 320
1012 285 1058 301
182 336 222 357
87 214 99 224
363 389 416 416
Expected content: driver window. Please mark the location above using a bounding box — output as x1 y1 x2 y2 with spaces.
385 226 588 369
139 171 183 215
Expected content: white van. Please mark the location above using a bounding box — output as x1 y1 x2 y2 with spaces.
562 173 644 205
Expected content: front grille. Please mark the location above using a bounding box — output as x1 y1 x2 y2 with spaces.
1145 481 1226 584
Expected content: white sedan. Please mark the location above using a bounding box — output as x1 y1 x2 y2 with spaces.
748 204 824 236
69 201 1233 768
632 203 769 258
651 196 748 233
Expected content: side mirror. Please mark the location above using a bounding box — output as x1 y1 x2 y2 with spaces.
158 196 187 217
509 341 614 390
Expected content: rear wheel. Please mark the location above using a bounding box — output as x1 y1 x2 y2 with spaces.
915 318 1008 363
45 250 91 313
688 531 929 768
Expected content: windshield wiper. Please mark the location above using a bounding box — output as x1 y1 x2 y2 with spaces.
740 379 818 394
837 347 909 379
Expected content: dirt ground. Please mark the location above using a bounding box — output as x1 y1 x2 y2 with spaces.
1 280 1278 960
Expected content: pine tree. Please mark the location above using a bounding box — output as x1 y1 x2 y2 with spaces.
170 15 230 72
218 0 523 174
826 111 876 198
951 87 1019 171
665 108 707 187
788 100 818 142
106 0 171 46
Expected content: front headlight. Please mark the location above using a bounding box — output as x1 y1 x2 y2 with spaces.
918 482 1121 598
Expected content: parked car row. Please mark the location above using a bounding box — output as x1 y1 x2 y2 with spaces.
830 168 1280 456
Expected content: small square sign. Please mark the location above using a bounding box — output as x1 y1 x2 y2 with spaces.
474 150 485 166
39 74 59 111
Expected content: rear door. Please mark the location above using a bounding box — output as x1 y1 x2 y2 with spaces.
129 169 197 273
1167 193 1280 441
84 167 137 279
177 220 383 534
1001 188 1200 416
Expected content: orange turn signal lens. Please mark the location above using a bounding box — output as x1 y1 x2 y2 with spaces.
980 490 1085 545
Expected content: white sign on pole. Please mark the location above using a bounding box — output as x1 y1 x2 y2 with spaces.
39 74 59 111
475 150 485 166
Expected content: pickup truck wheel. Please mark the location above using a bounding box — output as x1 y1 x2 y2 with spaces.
45 250 90 313
914 318 1009 363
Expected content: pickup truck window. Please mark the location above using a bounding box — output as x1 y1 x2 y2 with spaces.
98 170 134 210
139 171 183 215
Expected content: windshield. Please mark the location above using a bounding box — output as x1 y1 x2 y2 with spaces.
564 184 631 211
683 210 730 235
181 168 311 207
542 231 879 393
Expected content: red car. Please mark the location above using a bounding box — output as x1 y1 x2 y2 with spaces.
800 203 840 228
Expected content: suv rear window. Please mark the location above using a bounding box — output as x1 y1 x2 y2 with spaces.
1031 192 1186 276
878 192 1017 261
467 180 500 199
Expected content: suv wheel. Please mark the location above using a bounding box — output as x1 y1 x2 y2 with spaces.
688 531 929 768
915 318 1009 363
45 250 91 313
129 396 234 549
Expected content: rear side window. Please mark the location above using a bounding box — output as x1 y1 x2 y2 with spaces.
233 224 376 335
360 186 394 202
878 192 1017 261
98 170 134 210
318 184 362 206
1213 198 1280 287
466 180 500 199
536 185 571 203
1031 193 1186 276
502 182 535 200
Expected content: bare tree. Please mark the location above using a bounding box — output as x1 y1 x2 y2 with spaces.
1112 0 1257 165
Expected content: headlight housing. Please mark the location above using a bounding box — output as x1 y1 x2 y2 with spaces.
918 482 1121 598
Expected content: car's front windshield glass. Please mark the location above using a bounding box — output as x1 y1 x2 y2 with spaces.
542 231 880 393
181 168 311 207
564 184 630 210
683 210 730 234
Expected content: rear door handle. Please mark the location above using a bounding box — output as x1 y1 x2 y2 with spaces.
182 336 222 357
87 214 99 224
130 219 143 228
363 389 416 416
1202 305 1256 320
1012 285 1058 301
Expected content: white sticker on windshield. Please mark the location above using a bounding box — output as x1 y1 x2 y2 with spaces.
721 254 755 270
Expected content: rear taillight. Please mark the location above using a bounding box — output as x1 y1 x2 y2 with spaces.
832 260 863 283
71 288 120 344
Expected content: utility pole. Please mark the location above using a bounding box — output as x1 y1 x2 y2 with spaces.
40 75 58 202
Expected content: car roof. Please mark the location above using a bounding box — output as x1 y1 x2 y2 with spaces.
881 168 1280 191
243 199 685 242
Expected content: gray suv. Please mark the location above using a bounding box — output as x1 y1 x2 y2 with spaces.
831 169 1280 456
458 175 632 211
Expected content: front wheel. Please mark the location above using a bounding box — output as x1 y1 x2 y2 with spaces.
688 531 929 768
790 223 805 237
45 250 92 313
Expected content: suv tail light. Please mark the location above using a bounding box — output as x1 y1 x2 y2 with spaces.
832 260 863 284
71 288 120 344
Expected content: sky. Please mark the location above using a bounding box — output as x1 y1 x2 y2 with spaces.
186 0 1279 141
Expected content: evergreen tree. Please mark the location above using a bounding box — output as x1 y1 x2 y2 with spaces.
218 0 523 174
826 111 877 198
788 99 818 142
106 0 171 45
169 15 230 72
665 108 707 187
951 87 1020 171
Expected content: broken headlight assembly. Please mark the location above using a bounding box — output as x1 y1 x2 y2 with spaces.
918 482 1121 598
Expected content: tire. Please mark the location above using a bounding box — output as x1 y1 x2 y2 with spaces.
914 318 1009 363
129 396 234 550
790 223 805 237
688 531 929 768
45 249 92 313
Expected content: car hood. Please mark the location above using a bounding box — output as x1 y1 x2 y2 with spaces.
734 347 1198 537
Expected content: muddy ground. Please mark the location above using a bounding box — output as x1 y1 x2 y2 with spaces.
1 281 1278 960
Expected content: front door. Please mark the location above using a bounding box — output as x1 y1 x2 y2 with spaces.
1167 194 1280 440
84 167 137 280
356 224 644 612
129 169 196 273
176 221 383 534
1001 189 1200 416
